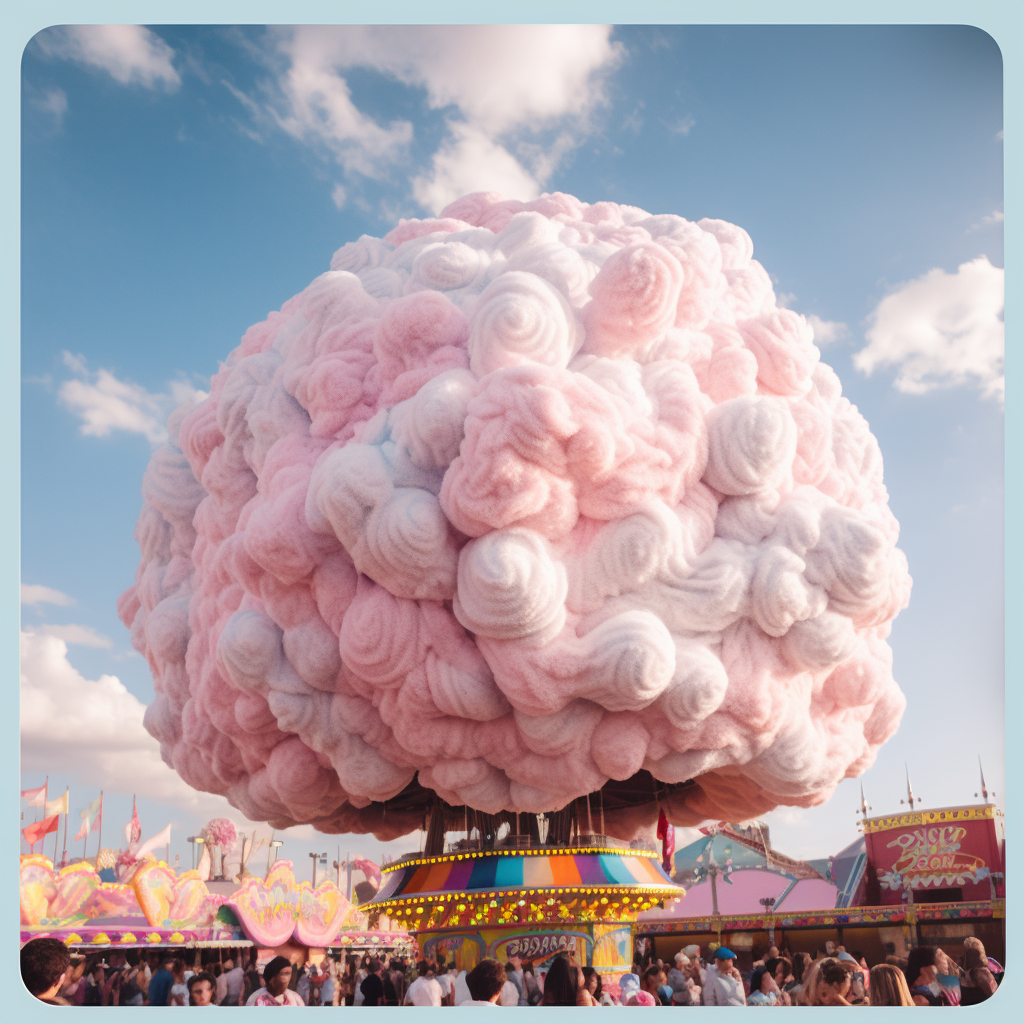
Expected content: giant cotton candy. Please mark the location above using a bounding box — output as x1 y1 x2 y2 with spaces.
120 192 910 841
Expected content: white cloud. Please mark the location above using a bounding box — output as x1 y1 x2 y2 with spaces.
413 122 542 214
970 209 1003 231
58 352 207 445
21 584 74 607
331 183 347 210
665 114 695 135
854 256 1004 402
21 631 204 808
34 25 180 90
806 313 848 344
31 624 113 649
32 86 68 126
250 26 621 211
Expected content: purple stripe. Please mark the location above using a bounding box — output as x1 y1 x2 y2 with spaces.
574 854 609 886
444 858 476 891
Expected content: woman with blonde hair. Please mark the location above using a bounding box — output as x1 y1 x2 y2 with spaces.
869 964 914 1007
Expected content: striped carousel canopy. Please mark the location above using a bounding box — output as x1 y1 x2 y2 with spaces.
364 847 681 907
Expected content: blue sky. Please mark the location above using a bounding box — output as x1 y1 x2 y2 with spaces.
20 24 1003 871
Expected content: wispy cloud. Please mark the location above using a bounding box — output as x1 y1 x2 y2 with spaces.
21 584 75 608
33 25 180 91
969 209 1003 231
331 183 347 210
58 352 206 445
30 624 113 649
854 256 1004 402
30 85 68 128
231 26 623 214
664 114 695 135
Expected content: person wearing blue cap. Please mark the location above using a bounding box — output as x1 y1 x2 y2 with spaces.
704 948 746 1006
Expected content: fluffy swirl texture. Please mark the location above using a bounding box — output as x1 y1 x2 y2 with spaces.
120 191 911 841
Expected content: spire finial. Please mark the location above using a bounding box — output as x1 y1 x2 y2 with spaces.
899 763 917 810
975 757 993 803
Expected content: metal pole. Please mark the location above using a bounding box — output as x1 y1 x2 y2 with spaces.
267 831 274 875
61 788 69 863
346 852 353 901
97 792 103 858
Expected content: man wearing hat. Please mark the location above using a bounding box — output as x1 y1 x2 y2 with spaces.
703 948 746 1006
245 957 304 1006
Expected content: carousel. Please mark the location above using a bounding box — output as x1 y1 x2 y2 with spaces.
358 787 685 992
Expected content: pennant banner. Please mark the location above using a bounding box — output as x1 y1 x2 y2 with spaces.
129 798 141 846
74 817 90 843
23 814 60 847
45 789 69 817
21 785 47 807
81 795 102 820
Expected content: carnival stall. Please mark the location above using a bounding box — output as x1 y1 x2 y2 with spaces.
20 854 410 959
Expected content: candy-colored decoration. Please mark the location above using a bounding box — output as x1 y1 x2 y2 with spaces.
130 861 177 927
48 863 100 921
20 856 57 926
226 859 377 948
121 190 911 838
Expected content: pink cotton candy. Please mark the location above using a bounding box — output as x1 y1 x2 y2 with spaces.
121 191 910 841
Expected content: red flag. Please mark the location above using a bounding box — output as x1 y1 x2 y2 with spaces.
23 814 60 847
657 810 675 874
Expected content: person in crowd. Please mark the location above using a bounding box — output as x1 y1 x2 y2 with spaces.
242 955 262 1005
81 961 108 1006
147 956 174 1007
503 958 525 1005
187 971 217 1007
703 947 745 1006
964 935 1003 981
540 956 580 1006
625 990 658 1006
405 959 444 1006
360 958 386 1007
581 966 610 1005
455 959 503 1007
352 958 369 1006
868 964 914 1007
771 956 793 993
498 965 521 1007
521 963 542 1006
168 959 189 1006
960 946 998 1005
665 951 694 1006
246 957 304 1007
805 958 854 1006
319 960 337 1008
21 937 72 1004
640 964 669 1005
220 956 245 1006
747 964 784 1006
904 946 942 1006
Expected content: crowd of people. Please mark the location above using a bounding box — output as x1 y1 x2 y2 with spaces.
21 934 1003 1007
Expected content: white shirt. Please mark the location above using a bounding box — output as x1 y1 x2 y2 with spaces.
462 998 499 1006
454 971 472 1006
703 964 746 1007
406 976 443 1007
499 980 519 1007
437 974 453 999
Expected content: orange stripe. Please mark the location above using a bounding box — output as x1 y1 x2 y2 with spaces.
403 866 432 893
548 856 582 887
421 863 451 893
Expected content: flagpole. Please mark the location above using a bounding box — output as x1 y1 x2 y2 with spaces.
97 792 103 860
61 787 69 864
